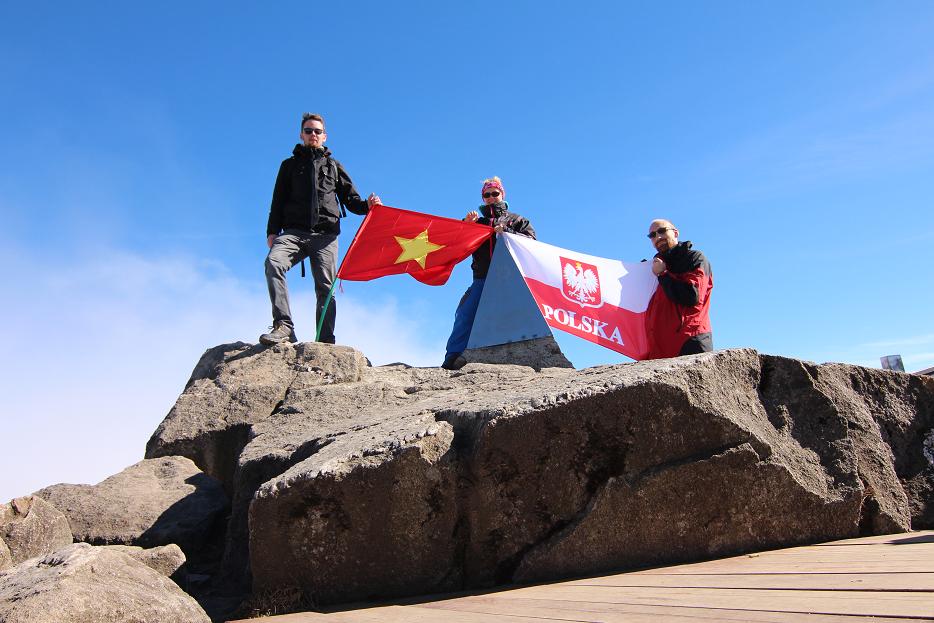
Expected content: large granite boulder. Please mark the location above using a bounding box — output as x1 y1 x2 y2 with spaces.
248 417 460 604
146 343 934 612
0 496 73 569
145 341 367 493
34 457 227 559
220 362 478 590
0 543 209 623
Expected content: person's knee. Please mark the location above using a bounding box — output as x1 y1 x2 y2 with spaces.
312 278 334 298
265 254 289 276
679 333 713 356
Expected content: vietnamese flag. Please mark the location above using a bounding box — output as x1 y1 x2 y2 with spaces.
338 204 493 285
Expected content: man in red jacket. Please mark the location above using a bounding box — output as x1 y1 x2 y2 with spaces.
644 219 714 359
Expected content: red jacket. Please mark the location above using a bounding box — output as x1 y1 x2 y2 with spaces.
645 241 713 359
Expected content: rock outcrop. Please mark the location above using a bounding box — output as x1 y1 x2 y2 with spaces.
463 335 573 369
35 457 227 559
146 342 367 494
144 343 934 611
0 496 72 569
0 543 210 623
0 538 11 571
103 544 186 581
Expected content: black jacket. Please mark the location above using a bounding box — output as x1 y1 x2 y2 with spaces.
266 144 369 236
471 201 536 279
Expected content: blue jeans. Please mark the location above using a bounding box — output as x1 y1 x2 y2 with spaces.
445 278 485 360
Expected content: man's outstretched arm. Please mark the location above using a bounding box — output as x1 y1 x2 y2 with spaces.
334 160 377 214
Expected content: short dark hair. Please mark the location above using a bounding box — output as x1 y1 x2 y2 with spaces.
301 112 326 130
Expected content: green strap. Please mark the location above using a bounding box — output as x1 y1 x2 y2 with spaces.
315 278 340 342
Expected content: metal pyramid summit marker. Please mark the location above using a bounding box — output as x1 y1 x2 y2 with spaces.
466 237 552 350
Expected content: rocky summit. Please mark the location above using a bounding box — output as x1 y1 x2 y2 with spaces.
141 341 934 613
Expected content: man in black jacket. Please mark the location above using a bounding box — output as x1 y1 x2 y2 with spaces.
261 113 380 345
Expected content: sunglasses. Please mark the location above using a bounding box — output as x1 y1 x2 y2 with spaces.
302 128 325 135
647 226 673 239
482 191 501 198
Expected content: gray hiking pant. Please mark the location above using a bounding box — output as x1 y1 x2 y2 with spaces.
265 229 338 343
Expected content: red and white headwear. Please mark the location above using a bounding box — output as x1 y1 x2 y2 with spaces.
481 177 505 197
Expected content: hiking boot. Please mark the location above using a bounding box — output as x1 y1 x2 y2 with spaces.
260 323 296 346
441 354 467 370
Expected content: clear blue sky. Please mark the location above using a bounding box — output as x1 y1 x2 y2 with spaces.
2 1 933 501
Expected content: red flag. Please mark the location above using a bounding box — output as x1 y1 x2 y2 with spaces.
338 204 493 285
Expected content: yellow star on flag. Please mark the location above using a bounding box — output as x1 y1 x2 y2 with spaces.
394 229 445 269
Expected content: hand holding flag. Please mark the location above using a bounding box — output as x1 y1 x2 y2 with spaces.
338 204 494 286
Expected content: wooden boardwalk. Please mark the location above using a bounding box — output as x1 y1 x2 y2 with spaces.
233 531 934 622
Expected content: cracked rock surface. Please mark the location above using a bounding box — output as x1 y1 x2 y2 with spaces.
102 544 187 581
462 335 573 369
145 342 367 495
0 496 72 570
145 343 934 611
0 543 210 623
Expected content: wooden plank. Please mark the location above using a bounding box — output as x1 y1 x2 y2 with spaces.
242 599 921 623
728 544 933 558
231 531 934 622
489 586 934 618
629 542 934 575
813 531 934 546
565 571 934 591
628 544 933 570
635 560 934 574
419 595 924 623
237 605 564 622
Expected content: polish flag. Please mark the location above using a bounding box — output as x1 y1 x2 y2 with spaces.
501 233 658 360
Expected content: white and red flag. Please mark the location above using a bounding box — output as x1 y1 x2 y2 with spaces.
501 233 658 360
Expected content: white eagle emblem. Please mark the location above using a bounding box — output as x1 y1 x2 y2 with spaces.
563 261 599 304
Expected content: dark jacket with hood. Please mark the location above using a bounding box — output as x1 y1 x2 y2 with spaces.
644 240 713 359
266 144 369 237
470 201 536 279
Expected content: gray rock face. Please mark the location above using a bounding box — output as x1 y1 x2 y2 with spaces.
34 457 227 559
0 543 209 623
102 544 186 581
147 344 934 612
145 341 367 494
0 497 73 568
248 420 459 605
223 363 476 590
